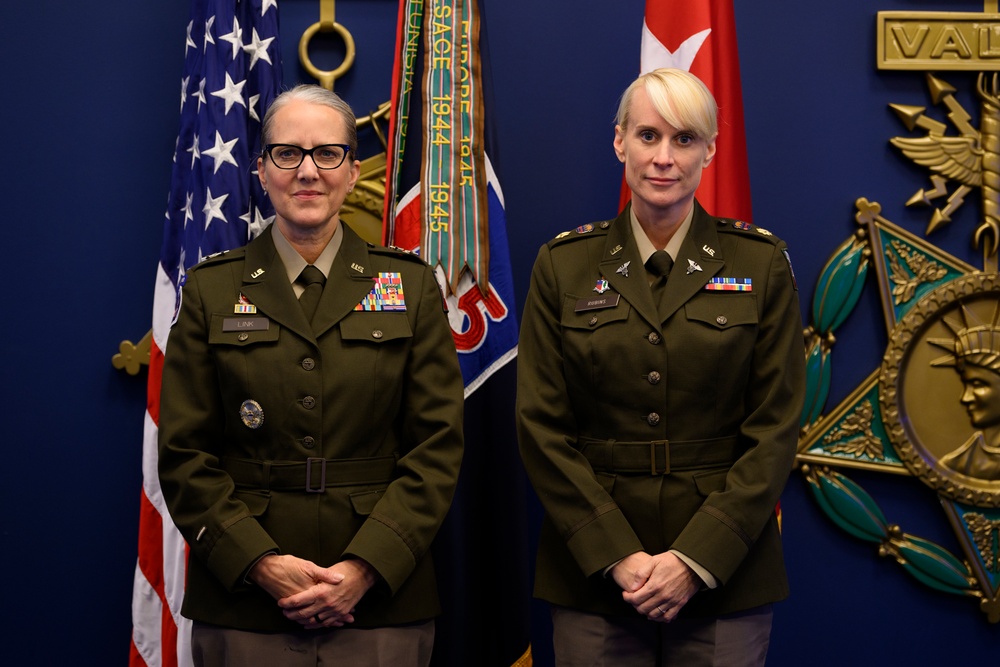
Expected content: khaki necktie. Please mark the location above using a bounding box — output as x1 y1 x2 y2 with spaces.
645 250 673 319
296 265 326 323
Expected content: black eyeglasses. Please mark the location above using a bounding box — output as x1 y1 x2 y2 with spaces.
263 143 352 170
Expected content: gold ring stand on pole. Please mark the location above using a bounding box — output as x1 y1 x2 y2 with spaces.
298 0 355 91
298 0 390 250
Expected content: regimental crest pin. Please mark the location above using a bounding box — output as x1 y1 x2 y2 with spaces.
234 293 256 314
593 279 610 294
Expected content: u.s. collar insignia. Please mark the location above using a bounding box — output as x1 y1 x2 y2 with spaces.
355 272 406 311
239 399 264 429
702 244 716 257
350 262 365 273
610 244 623 255
686 259 703 274
250 267 265 278
616 261 631 278
593 279 610 294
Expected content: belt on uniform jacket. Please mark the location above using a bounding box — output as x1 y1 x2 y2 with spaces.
580 436 742 475
222 455 397 492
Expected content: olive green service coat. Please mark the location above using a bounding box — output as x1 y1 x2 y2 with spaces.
158 224 464 632
516 202 806 618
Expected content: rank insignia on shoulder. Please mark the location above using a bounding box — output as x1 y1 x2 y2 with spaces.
576 223 594 234
556 231 571 239
756 227 773 236
355 272 406 311
705 277 752 292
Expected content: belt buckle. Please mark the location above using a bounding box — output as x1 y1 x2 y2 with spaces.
305 457 327 492
649 440 669 475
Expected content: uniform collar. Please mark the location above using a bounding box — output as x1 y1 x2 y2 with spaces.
629 204 694 266
271 221 343 296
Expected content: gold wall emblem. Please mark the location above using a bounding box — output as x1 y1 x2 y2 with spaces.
800 3 1000 623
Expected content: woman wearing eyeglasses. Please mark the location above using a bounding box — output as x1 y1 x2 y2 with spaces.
157 84 464 667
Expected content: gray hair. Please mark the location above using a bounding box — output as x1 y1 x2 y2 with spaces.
260 84 358 158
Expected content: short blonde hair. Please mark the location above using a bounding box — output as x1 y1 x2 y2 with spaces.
616 68 718 141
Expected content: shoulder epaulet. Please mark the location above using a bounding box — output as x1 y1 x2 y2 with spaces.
549 219 613 247
715 217 785 245
367 242 429 265
189 246 247 272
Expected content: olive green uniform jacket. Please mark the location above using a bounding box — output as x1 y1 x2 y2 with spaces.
158 224 464 631
516 202 805 618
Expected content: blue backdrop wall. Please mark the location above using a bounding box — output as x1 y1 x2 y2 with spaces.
3 0 1000 664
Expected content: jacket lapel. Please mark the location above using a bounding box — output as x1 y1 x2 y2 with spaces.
598 209 662 330
312 224 380 337
658 202 725 322
237 230 317 342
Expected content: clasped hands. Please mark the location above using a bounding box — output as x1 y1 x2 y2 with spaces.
250 553 378 629
610 551 700 624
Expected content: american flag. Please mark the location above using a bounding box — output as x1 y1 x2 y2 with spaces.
129 1 282 665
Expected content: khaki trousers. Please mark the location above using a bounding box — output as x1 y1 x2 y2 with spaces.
551 605 773 667
191 620 435 667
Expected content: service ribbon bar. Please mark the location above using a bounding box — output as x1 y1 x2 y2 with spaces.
355 273 407 312
705 277 753 291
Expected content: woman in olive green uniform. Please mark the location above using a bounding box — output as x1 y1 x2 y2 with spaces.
516 69 805 666
158 85 464 667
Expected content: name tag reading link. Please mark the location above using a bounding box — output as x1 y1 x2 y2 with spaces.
223 317 270 332
575 293 621 312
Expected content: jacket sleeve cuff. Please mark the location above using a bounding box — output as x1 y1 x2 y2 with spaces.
344 516 418 595
669 549 718 589
202 515 279 592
